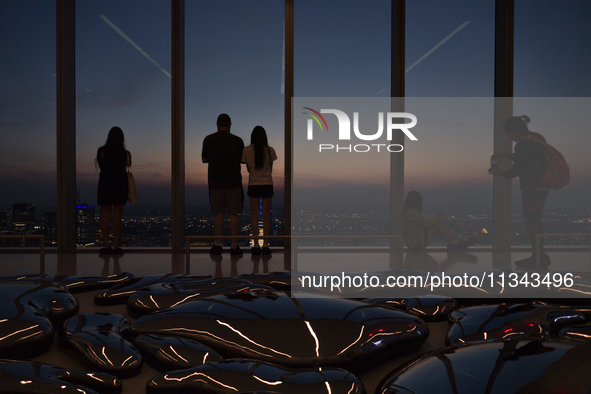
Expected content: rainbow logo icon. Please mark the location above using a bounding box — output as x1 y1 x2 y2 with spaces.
302 107 329 132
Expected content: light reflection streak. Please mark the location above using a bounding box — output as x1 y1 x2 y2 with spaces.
163 372 238 391
122 355 135 366
253 375 283 386
216 320 293 358
98 15 172 79
150 295 160 309
0 326 38 341
325 381 332 394
558 287 591 295
567 332 591 339
87 373 104 383
170 293 201 308
305 321 320 357
169 346 188 363
135 299 150 309
16 331 42 341
157 348 177 362
336 326 365 356
102 347 114 366
160 327 276 358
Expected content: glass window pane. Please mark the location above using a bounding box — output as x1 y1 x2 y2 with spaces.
76 1 171 247
513 1 591 248
0 1 56 247
185 1 285 247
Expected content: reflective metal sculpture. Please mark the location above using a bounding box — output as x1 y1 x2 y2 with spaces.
377 339 591 394
59 313 143 378
0 281 78 358
126 278 267 317
133 334 223 372
447 302 585 345
0 273 134 293
362 295 458 321
94 274 211 305
146 359 365 394
130 291 429 369
0 359 121 394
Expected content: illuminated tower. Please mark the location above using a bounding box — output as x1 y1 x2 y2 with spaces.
12 203 35 235
44 212 58 245
76 204 96 246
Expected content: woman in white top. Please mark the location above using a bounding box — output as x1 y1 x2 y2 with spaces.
242 126 277 255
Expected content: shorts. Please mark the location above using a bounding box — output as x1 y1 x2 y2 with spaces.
247 185 274 198
209 188 244 215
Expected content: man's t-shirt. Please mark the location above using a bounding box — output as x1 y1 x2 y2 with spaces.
202 131 245 189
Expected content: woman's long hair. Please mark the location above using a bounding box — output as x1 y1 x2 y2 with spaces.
95 126 126 169
251 126 270 170
404 191 423 212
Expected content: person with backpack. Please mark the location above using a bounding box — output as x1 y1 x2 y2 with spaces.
488 115 569 268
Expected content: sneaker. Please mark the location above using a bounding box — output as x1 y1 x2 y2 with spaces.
231 245 243 255
261 247 272 255
210 245 223 255
251 247 262 255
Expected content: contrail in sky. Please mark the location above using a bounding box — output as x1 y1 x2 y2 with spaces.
99 14 171 79
405 20 471 73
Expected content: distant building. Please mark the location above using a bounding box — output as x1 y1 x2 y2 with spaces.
76 205 96 246
44 212 57 245
12 203 35 235
0 211 7 234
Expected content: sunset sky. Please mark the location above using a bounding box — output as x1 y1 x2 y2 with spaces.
1 0 590 214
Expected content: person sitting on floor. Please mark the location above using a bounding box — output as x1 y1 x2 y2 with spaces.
403 191 475 251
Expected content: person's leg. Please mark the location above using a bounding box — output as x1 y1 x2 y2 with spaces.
112 204 124 249
214 214 224 245
522 188 550 255
261 197 272 247
250 196 261 248
226 188 243 249
100 205 112 249
229 214 240 246
210 189 225 246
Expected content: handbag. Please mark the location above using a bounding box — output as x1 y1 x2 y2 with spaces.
127 152 137 204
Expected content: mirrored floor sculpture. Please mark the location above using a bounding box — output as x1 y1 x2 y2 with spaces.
0 359 121 394
133 334 223 372
239 270 293 290
130 291 429 370
146 359 365 394
126 278 267 317
59 313 143 378
0 281 78 359
94 274 211 305
377 339 591 394
361 295 458 321
447 302 586 345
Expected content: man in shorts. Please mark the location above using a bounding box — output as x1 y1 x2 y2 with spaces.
202 113 245 255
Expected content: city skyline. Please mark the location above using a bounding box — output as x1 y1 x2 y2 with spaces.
1 1 590 216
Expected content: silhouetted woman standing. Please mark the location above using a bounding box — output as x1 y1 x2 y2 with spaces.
489 115 551 267
242 126 277 255
96 126 130 254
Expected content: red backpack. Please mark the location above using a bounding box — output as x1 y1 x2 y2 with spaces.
521 134 570 190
